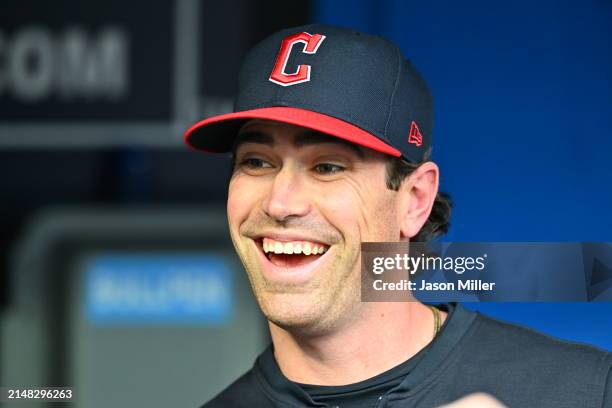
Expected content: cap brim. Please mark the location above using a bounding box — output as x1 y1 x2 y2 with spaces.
183 107 401 157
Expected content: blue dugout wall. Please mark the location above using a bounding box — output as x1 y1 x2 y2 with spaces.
314 0 612 350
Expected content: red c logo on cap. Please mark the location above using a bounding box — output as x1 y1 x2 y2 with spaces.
269 32 326 87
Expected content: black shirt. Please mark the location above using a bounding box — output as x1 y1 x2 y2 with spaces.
201 303 612 408
295 334 428 408
291 306 449 408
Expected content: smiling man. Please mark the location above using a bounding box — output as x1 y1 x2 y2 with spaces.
228 120 437 342
185 24 611 408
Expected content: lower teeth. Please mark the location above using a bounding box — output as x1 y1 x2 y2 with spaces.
267 252 321 267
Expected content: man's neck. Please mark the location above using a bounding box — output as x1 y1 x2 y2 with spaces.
269 302 444 386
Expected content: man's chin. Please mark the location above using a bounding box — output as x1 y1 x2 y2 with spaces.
258 293 332 334
259 291 364 338
267 314 334 337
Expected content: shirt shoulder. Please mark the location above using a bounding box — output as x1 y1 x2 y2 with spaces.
472 311 611 364
458 311 612 406
605 366 612 407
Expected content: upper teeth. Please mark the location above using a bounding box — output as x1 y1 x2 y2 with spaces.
262 238 329 255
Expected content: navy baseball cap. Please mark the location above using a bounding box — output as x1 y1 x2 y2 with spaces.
184 24 433 163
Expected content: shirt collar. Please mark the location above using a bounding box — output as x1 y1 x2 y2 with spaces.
252 303 477 407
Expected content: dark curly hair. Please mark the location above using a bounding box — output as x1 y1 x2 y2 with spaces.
385 157 452 242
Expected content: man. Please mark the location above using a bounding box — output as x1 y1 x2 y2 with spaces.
184 24 611 407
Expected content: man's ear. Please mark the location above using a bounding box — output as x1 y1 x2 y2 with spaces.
397 161 439 240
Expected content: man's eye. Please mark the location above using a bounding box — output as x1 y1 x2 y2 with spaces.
313 163 345 175
241 158 272 169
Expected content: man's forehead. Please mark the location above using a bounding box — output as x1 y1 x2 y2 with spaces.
235 119 366 157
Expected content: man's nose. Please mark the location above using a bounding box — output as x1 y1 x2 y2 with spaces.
262 166 311 222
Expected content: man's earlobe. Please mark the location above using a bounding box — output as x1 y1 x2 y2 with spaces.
398 162 439 240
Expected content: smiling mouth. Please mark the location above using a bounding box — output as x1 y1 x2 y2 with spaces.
256 237 330 268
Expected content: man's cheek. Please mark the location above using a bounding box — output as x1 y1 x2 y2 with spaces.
327 191 368 227
227 184 249 226
227 198 248 255
320 182 382 232
319 201 364 248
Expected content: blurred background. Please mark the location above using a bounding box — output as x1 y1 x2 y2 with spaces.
1 0 611 406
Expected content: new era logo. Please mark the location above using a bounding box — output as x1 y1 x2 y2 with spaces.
408 121 423 147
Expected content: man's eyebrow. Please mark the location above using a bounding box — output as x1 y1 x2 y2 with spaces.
233 131 274 149
294 130 366 158
233 128 366 158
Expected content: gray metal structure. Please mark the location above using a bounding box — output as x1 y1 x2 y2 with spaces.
1 207 267 407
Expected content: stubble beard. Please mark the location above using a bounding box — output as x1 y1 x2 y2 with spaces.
236 235 364 337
